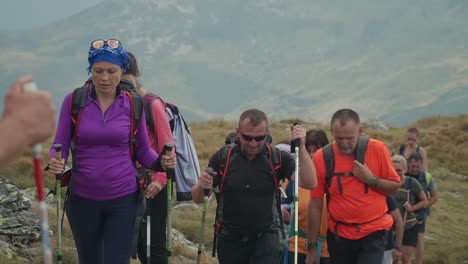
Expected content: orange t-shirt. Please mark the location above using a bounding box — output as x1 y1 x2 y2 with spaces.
287 187 329 257
310 139 400 240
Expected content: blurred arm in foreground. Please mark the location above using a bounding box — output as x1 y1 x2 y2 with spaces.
0 75 56 168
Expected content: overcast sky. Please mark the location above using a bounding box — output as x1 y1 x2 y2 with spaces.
1 0 103 32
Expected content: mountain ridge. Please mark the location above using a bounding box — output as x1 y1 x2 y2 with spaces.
1 0 467 125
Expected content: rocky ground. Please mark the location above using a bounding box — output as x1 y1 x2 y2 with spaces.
0 176 199 263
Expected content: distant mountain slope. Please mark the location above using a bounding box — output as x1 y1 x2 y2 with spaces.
1 0 467 124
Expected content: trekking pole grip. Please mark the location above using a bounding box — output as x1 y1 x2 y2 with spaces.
53 144 62 180
204 167 214 197
163 143 175 179
292 122 301 150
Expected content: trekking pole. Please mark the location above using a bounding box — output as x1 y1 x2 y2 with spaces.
197 167 213 264
164 143 175 264
145 171 152 264
293 122 300 264
24 82 53 264
53 143 63 264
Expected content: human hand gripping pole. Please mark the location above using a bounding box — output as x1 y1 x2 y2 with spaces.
24 82 53 264
197 167 213 264
164 143 175 263
53 144 63 264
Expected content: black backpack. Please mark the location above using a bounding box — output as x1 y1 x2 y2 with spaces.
211 143 285 257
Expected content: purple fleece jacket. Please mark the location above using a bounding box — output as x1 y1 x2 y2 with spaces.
50 88 158 201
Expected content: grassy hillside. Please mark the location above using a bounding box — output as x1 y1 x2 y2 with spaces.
0 114 467 263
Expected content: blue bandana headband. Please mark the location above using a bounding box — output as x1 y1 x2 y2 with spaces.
87 46 130 74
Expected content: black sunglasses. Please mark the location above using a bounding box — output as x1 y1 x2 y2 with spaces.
240 133 267 142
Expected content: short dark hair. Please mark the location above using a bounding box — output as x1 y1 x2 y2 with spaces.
125 50 140 77
238 109 269 129
305 129 329 151
330 109 360 128
408 152 423 163
407 127 420 137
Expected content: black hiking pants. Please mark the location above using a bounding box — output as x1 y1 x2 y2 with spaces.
327 229 388 264
66 192 139 264
217 228 283 264
137 186 168 264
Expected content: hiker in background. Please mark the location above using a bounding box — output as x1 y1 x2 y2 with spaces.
192 108 317 264
47 39 176 264
0 75 55 169
280 129 330 264
121 51 173 264
392 155 428 264
399 128 428 172
406 153 437 264
304 129 331 264
306 109 401 264
382 195 403 264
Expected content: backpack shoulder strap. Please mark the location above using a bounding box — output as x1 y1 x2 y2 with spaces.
266 144 281 190
70 86 89 141
68 85 90 195
323 143 334 188
121 89 143 165
425 172 432 186
217 145 236 194
323 143 335 202
355 136 370 193
416 145 420 153
266 144 286 240
355 136 369 164
399 144 406 156
142 93 160 144
406 176 412 190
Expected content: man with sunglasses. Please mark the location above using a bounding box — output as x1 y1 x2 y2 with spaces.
192 108 317 264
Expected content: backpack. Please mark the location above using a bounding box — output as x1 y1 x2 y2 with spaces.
65 78 143 194
409 172 432 220
322 136 372 235
323 136 370 200
142 93 200 201
211 143 285 257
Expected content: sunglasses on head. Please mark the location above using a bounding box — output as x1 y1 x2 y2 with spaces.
90 39 122 50
240 133 267 142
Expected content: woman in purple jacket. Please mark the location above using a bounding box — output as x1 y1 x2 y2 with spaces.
47 39 175 264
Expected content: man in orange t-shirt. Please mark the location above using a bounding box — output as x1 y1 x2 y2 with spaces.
306 109 400 264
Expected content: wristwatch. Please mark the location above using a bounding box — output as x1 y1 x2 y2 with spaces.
305 241 318 251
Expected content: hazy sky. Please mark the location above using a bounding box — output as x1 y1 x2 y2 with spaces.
1 0 103 32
